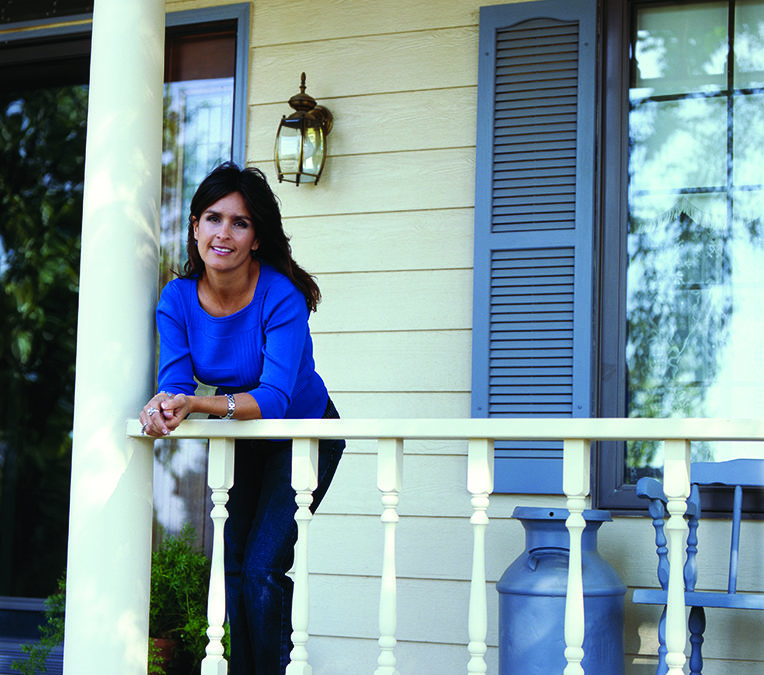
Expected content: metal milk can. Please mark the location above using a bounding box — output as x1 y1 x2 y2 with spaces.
496 506 626 674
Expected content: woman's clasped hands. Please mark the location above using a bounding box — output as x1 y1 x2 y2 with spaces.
139 392 192 437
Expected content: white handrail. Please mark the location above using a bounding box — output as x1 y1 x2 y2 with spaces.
127 416 764 442
128 417 764 673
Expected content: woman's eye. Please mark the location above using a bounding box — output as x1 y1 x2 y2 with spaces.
234 221 248 228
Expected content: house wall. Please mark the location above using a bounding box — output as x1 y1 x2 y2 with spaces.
165 0 764 673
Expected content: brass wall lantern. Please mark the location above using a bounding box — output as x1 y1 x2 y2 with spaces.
274 73 333 186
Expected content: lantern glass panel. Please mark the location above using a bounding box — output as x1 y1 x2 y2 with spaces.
275 121 303 176
301 125 325 176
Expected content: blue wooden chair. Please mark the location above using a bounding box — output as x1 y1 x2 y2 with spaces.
632 458 764 675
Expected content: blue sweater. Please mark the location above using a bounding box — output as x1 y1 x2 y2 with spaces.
156 262 328 419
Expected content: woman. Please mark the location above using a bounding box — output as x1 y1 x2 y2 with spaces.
139 162 344 674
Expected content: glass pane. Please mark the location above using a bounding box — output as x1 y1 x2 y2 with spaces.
733 93 764 185
0 84 88 596
629 97 727 194
627 1 764 479
0 19 237 595
161 77 234 287
735 0 764 88
154 30 235 552
275 123 303 176
301 126 325 176
632 2 728 98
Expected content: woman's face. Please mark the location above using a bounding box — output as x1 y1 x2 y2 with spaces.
193 192 259 275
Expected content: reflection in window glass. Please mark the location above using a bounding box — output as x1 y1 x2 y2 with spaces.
627 1 764 477
154 32 235 550
154 76 234 546
0 84 88 596
161 78 234 287
632 2 728 97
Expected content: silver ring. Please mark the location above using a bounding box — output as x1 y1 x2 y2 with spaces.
147 407 159 416
141 424 148 435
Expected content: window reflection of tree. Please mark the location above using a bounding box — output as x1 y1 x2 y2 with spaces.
0 85 87 596
626 1 764 476
627 203 733 471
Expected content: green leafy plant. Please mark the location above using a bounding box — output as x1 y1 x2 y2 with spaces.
10 577 65 675
149 524 213 669
12 524 220 674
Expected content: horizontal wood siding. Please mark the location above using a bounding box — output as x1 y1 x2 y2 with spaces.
166 2 762 673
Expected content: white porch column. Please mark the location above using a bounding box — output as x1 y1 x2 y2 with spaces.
64 0 165 673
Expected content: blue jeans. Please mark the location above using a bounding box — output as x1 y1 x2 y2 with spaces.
223 399 344 674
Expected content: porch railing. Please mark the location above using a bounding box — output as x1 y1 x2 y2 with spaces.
126 417 764 675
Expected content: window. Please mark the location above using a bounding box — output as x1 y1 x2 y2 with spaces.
0 5 248 598
475 0 764 511
597 0 764 512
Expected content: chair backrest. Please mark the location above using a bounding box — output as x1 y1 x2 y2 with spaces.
636 477 700 591
686 459 764 593
637 458 764 594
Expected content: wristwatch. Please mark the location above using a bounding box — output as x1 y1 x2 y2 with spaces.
222 393 235 419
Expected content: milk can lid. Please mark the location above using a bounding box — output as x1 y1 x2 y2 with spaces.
511 506 612 522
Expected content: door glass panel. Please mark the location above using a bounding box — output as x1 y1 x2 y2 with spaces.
626 1 764 479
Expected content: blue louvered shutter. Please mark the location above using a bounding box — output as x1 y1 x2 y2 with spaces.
472 0 596 493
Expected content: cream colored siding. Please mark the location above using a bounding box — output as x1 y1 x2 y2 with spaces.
182 1 764 672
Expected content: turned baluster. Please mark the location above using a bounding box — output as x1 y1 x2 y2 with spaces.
467 438 494 674
563 439 591 675
375 438 403 675
662 439 691 675
201 438 235 675
286 437 318 675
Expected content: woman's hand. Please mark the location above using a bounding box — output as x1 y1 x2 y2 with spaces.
159 393 193 432
140 392 193 437
141 392 259 436
140 393 174 437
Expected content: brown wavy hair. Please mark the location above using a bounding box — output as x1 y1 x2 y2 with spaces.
180 162 321 311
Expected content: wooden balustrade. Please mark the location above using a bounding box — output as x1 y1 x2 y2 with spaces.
126 417 764 673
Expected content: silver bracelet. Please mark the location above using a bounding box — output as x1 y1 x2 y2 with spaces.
222 393 235 419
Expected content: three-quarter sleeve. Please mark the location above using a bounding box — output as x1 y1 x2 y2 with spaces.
247 281 309 419
156 283 198 396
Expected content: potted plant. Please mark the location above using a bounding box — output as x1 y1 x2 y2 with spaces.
12 523 216 675
149 523 212 673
